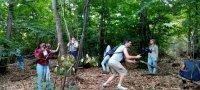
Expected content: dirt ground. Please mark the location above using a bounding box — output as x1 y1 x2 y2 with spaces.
0 59 199 90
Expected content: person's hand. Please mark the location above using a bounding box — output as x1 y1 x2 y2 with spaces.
58 42 61 46
136 55 142 58
68 40 72 43
132 60 136 63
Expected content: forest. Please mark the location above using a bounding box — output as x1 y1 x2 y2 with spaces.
0 0 200 90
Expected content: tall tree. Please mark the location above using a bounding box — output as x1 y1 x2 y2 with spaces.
140 0 150 48
6 0 14 39
193 0 199 57
52 0 66 56
99 0 105 65
77 0 90 65
60 0 71 41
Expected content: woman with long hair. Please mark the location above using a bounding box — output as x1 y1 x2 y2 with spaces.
34 42 52 90
147 39 159 74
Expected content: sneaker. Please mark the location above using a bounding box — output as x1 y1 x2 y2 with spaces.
116 85 128 90
101 83 108 88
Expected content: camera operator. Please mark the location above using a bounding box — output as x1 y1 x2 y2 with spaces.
67 36 79 58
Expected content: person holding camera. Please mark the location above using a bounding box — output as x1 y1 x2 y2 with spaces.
147 39 159 74
67 36 79 58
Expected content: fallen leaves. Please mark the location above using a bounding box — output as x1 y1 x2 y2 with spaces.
0 58 198 90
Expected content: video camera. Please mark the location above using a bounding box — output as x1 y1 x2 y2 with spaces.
70 43 74 45
141 47 152 56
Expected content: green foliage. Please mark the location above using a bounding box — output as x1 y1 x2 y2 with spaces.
83 54 99 67
54 55 75 75
0 37 18 60
0 0 200 63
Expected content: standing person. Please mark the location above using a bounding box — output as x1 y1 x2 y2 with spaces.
101 41 111 74
103 41 111 57
102 40 141 90
67 36 79 58
147 39 159 74
34 42 52 90
16 49 24 73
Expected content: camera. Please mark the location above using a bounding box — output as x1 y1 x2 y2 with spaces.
142 47 152 53
70 43 74 45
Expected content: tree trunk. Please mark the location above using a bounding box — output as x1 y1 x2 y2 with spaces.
60 0 71 41
77 0 90 66
99 0 105 66
52 0 69 90
6 0 14 39
52 0 66 56
69 0 77 36
193 1 199 58
188 1 199 58
140 0 150 49
187 10 192 56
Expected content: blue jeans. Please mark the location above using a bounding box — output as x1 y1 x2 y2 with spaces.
147 56 157 74
36 63 52 90
101 55 110 72
17 61 24 72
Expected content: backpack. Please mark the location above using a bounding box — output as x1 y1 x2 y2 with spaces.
106 46 120 57
106 46 125 58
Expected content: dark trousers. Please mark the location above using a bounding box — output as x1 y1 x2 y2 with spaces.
69 51 78 58
69 51 78 68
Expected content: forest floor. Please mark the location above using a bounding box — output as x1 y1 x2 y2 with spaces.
0 58 199 90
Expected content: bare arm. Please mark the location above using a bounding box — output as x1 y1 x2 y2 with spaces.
125 59 136 63
123 48 141 60
54 43 60 52
51 43 60 53
181 64 186 71
67 40 71 47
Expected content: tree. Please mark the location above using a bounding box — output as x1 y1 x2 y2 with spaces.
52 0 67 63
77 0 90 66
98 0 106 65
60 0 71 41
6 0 14 39
139 0 150 48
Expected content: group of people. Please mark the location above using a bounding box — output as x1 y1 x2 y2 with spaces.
34 42 60 90
100 39 200 90
33 36 79 90
17 36 200 90
100 39 158 90
13 33 158 90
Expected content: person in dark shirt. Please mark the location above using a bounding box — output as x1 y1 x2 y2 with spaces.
179 53 200 89
16 49 24 73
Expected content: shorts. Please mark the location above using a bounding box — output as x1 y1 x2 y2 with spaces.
108 62 127 76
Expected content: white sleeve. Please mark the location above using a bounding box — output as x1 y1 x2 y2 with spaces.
50 50 56 53
106 45 111 53
103 45 111 57
67 42 70 47
75 41 79 47
155 45 158 59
